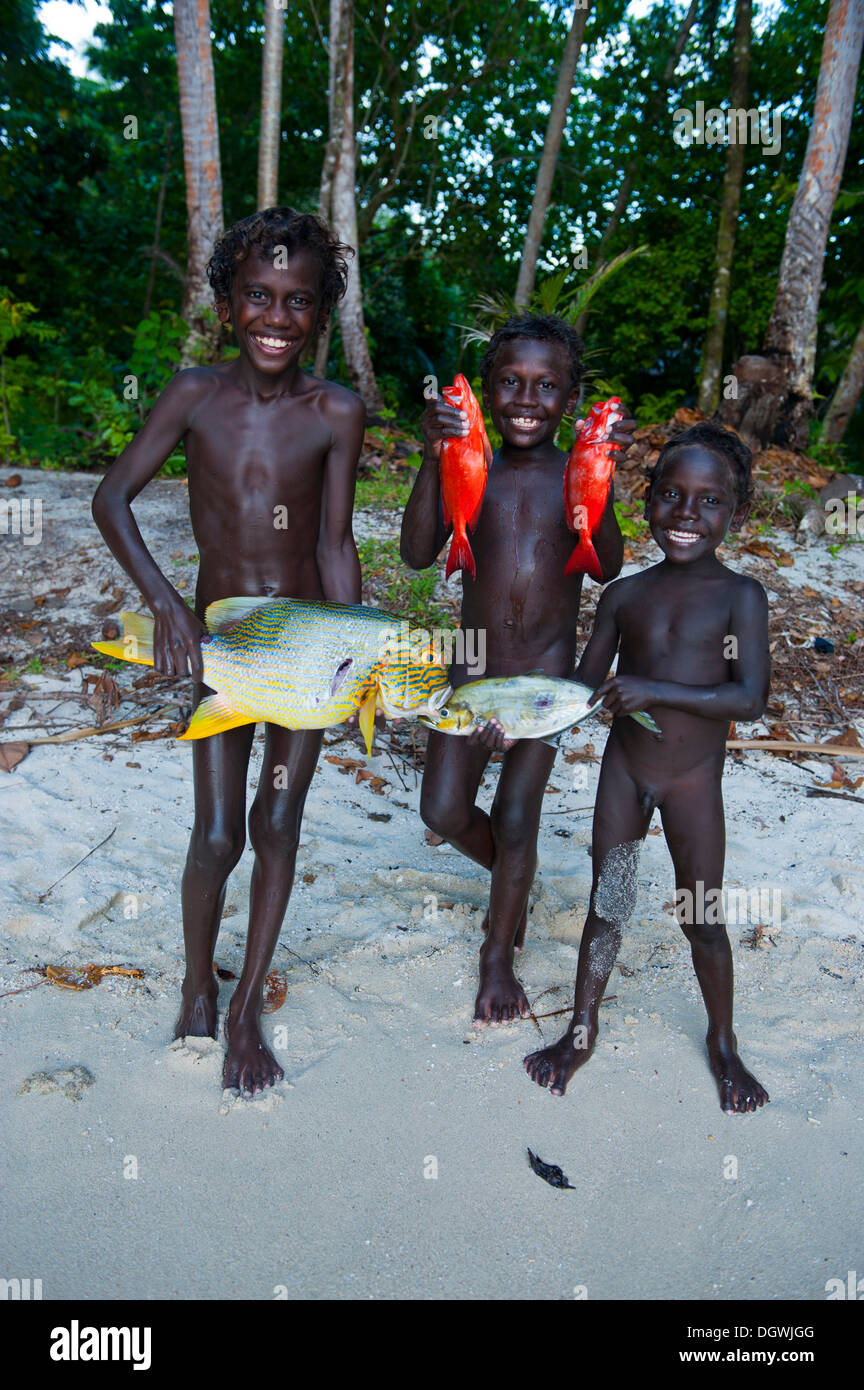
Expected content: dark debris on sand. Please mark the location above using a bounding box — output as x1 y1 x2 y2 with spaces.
527 1147 575 1189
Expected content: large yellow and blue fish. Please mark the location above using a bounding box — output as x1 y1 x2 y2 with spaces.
92 596 451 754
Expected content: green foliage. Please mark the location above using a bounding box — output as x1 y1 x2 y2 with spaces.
358 537 446 627
614 499 648 540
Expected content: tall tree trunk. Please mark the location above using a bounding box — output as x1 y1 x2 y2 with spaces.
575 0 699 334
514 1 592 308
823 316 864 443
697 0 752 415
314 0 350 378
142 125 173 322
174 0 224 367
317 0 383 411
257 0 285 208
721 0 864 449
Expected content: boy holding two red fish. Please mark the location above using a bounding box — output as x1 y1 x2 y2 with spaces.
401 315 636 1027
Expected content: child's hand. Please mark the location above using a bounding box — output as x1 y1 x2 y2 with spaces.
152 599 209 680
467 717 515 751
573 407 638 455
420 393 469 462
589 675 659 716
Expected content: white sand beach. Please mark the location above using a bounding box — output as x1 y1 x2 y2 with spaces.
2 466 863 1300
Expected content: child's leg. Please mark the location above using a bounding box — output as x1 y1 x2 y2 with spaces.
524 735 653 1094
474 738 558 1026
176 703 256 1040
223 724 323 1095
660 779 769 1114
421 729 537 953
420 728 493 867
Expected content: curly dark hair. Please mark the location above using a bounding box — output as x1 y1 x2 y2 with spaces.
479 314 584 396
206 207 352 318
647 422 752 507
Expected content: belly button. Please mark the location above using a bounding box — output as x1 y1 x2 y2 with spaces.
504 618 515 628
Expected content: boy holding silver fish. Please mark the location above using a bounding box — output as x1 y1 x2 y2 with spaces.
524 423 771 1114
92 208 365 1096
401 316 636 1027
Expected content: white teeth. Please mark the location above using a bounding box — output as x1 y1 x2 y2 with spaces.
253 335 290 348
667 530 700 544
510 417 539 426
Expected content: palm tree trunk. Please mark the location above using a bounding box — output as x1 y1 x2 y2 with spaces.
314 0 349 378
722 0 864 449
142 126 173 322
514 1 592 308
697 0 752 415
257 0 285 208
174 0 224 367
318 0 383 411
823 316 864 443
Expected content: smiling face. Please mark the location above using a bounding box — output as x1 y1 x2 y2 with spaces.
647 446 749 564
483 339 579 450
216 246 324 374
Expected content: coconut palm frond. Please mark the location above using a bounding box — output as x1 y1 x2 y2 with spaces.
536 265 571 316
455 245 650 351
559 245 650 324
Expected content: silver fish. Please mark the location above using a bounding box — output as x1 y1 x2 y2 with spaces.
418 673 661 740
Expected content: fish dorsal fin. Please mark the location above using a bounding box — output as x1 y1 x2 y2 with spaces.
523 668 546 677
204 597 273 634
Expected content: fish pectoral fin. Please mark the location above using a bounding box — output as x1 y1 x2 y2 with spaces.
178 694 256 741
204 596 275 634
630 709 663 734
357 687 378 757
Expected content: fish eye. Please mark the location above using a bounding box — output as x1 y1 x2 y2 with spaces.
438 707 448 718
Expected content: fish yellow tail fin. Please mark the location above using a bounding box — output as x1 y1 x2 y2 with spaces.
91 611 155 666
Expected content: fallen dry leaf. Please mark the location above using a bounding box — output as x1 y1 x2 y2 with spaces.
41 963 144 990
4 473 22 487
213 963 237 981
563 743 597 763
355 767 389 794
0 742 29 772
262 970 288 1013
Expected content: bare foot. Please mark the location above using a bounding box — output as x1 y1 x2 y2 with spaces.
223 1009 284 1096
708 1031 769 1113
473 945 531 1027
174 977 219 1041
523 1021 596 1096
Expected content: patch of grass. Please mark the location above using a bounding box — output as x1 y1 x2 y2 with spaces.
355 463 418 511
358 537 446 628
25 655 42 674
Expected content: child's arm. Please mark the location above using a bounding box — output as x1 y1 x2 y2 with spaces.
591 579 770 721
575 584 622 687
591 483 624 584
316 392 365 604
91 372 212 679
399 394 461 570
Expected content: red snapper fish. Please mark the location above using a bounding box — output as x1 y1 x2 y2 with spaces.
440 374 492 579
563 396 624 581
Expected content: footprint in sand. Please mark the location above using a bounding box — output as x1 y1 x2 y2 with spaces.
18 1065 95 1101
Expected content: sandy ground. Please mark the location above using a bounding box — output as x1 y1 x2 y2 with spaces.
1 466 863 1301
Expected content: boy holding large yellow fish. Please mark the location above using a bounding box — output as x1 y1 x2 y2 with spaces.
91 209 369 1096
401 315 637 1027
